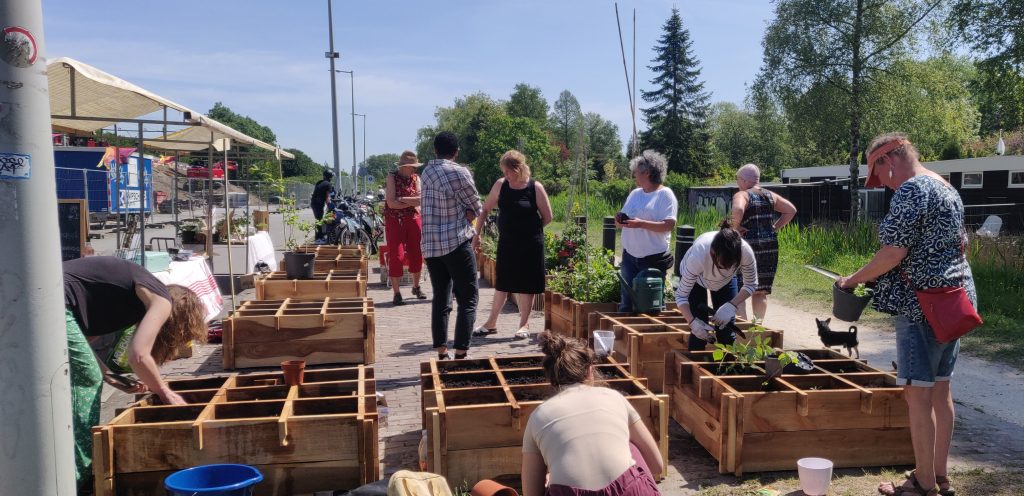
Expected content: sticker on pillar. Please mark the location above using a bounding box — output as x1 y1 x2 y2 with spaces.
0 152 30 180
1 27 38 68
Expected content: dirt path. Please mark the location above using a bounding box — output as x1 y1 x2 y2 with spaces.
758 298 1024 470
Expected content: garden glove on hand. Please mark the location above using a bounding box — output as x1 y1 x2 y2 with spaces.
690 318 716 343
712 302 738 329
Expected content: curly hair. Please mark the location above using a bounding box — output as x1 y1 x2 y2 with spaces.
538 331 595 388
151 285 207 365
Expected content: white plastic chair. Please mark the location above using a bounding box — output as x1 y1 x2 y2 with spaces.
976 215 1002 237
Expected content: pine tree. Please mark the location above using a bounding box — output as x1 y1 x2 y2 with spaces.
640 8 712 177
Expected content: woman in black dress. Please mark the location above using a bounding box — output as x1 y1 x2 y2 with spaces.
472 150 553 339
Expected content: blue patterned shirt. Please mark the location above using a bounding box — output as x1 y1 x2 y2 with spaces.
873 175 977 322
419 159 482 258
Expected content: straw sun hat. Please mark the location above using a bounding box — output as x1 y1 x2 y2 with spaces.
397 150 421 167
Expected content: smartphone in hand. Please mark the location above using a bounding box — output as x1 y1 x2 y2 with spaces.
615 212 630 224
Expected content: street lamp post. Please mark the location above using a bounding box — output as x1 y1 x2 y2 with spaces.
324 0 342 192
354 113 366 194
336 70 357 195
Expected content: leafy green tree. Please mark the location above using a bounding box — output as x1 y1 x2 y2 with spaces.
583 113 625 179
207 102 277 145
359 153 401 182
707 102 758 171
475 114 556 191
640 8 713 177
282 148 325 179
950 0 1024 69
415 92 506 166
970 62 1024 135
863 55 980 160
549 90 583 159
747 85 795 179
759 0 943 219
507 84 550 123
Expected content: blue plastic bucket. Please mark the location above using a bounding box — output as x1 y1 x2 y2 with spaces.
164 464 263 496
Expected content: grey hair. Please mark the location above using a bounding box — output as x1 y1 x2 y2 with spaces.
629 150 668 185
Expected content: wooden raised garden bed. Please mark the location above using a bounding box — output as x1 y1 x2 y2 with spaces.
543 290 617 340
92 366 379 496
295 244 366 258
256 269 367 299
419 355 668 489
282 254 369 274
223 298 375 369
592 311 784 393
664 348 912 475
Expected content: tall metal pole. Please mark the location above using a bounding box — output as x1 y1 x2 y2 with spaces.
222 141 236 310
0 0 77 492
326 0 342 192
338 70 357 195
354 112 366 195
137 122 146 267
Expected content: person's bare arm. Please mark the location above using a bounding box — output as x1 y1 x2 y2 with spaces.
474 180 502 251
535 181 554 226
629 418 665 477
129 286 184 405
730 191 747 231
521 452 548 496
622 218 675 232
772 194 797 231
384 174 407 210
839 245 908 288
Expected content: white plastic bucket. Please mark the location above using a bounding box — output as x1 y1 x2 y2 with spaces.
592 330 615 357
797 457 833 495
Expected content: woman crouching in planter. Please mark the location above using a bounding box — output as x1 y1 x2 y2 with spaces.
521 332 664 496
63 256 206 489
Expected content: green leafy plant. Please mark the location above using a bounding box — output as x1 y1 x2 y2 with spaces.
179 219 201 233
548 244 620 303
711 326 798 383
249 161 314 252
853 283 874 298
545 223 586 270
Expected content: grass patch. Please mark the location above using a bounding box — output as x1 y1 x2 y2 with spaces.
692 467 1024 495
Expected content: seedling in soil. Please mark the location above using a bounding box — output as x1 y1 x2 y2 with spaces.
853 283 874 298
712 327 798 384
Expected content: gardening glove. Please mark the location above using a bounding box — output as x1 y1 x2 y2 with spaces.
712 302 737 329
690 318 716 343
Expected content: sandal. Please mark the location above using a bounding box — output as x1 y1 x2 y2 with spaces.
472 326 498 337
905 471 954 496
879 471 939 496
453 350 468 360
513 327 530 340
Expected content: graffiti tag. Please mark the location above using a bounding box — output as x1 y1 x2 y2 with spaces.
0 152 30 180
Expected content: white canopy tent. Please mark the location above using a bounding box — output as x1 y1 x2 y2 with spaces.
48 57 295 308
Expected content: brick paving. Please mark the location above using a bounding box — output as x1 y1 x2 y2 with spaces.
99 261 1024 494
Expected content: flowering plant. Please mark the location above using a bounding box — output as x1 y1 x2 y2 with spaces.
545 224 586 270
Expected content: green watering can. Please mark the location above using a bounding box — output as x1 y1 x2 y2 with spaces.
618 268 665 315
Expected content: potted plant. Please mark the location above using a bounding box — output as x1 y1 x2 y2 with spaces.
832 282 873 321
179 219 202 244
250 162 316 279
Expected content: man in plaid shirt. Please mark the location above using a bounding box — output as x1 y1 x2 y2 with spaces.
420 131 482 359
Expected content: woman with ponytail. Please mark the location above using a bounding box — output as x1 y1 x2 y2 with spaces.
674 220 758 350
521 332 663 496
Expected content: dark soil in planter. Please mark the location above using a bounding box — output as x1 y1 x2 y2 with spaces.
447 394 509 406
442 376 499 389
514 389 555 402
504 371 548 385
705 363 762 376
441 363 491 373
595 367 626 380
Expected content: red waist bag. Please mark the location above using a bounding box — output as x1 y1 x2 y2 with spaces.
915 286 983 343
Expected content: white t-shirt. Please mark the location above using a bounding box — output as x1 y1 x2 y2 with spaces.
675 231 758 305
620 186 678 258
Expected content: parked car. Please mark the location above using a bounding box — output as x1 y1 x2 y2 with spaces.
187 161 237 179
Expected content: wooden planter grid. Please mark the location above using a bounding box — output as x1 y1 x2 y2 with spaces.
93 366 379 496
223 298 375 369
664 348 912 475
256 269 367 300
592 311 784 393
295 244 366 258
419 355 669 488
543 290 618 340
282 253 369 273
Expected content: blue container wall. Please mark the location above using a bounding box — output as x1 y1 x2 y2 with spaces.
55 149 110 213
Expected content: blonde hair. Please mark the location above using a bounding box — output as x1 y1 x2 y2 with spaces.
500 150 531 180
867 132 919 164
151 285 207 365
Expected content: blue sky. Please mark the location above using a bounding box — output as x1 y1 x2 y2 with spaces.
42 0 773 169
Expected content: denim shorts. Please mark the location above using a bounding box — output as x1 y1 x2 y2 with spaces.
894 315 960 387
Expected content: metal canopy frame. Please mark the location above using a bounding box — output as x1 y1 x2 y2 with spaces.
49 58 295 311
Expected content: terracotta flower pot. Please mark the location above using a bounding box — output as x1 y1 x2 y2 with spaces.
281 360 306 386
471 480 519 496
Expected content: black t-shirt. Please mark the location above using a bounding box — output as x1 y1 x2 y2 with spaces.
63 257 172 336
311 180 334 205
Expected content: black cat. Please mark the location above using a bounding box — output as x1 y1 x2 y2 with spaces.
815 317 859 358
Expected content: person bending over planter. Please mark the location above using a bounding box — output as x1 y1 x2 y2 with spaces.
675 220 758 350
472 150 553 340
838 133 975 496
63 256 206 488
615 150 678 312
521 332 663 496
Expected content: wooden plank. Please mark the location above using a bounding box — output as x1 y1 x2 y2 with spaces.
445 446 522 490
113 459 364 496
740 428 914 473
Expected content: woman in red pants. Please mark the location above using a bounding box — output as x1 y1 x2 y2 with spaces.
384 151 428 305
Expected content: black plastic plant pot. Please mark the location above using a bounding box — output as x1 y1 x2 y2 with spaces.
180 231 197 244
832 282 871 322
283 252 316 280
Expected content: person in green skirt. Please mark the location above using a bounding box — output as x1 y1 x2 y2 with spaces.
63 256 207 489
